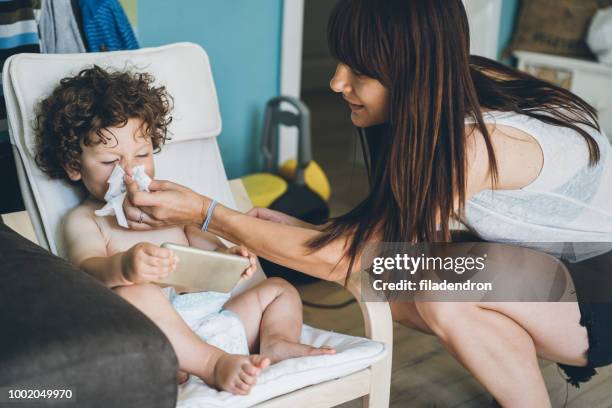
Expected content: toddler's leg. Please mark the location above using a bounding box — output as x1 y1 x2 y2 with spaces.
224 277 335 364
113 283 269 394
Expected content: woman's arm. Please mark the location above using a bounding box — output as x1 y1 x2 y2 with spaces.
124 179 354 282
210 204 352 281
184 225 224 251
246 207 328 231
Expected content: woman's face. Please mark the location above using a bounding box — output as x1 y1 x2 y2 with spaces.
330 63 390 127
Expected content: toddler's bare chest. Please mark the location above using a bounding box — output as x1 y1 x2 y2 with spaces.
99 220 190 255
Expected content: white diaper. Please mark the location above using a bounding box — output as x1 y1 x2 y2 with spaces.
94 164 151 228
162 287 250 356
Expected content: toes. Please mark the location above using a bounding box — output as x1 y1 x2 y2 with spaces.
307 345 336 356
229 386 247 396
239 371 256 386
250 355 271 369
242 363 258 376
223 381 247 396
234 380 251 394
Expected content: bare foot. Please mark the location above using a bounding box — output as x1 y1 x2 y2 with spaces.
260 338 336 364
200 353 271 395
177 370 189 385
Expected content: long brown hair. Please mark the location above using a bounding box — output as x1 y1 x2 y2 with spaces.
307 0 601 283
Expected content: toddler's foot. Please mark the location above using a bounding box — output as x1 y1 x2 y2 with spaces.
260 338 336 364
201 353 270 395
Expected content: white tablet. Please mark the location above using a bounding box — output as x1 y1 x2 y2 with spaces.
153 243 250 293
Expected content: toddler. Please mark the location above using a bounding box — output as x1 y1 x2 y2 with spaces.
34 66 334 395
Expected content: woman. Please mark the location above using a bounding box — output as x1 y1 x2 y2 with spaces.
123 0 612 405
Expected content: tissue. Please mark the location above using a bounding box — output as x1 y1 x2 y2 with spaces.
94 164 152 228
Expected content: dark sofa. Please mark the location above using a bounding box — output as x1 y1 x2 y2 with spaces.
0 223 178 407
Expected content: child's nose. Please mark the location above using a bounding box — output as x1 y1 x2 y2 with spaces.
120 158 134 174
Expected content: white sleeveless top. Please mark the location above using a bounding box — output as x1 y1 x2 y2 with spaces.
462 110 612 261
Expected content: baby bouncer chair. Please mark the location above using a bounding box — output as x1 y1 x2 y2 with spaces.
3 43 392 407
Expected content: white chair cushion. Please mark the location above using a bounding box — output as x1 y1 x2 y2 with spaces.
177 325 388 408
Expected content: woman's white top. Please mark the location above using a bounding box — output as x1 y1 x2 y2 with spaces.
462 110 612 261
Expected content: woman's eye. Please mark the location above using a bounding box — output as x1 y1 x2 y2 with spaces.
351 68 364 77
102 160 118 165
136 153 150 158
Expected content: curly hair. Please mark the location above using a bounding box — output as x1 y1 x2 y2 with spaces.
34 65 173 180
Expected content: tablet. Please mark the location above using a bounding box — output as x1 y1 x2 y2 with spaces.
153 243 250 293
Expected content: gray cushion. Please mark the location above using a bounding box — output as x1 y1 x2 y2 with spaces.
0 224 177 407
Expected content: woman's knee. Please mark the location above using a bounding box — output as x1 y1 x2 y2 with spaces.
390 301 435 334
414 301 477 340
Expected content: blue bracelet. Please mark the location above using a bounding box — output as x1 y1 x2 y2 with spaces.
202 200 218 232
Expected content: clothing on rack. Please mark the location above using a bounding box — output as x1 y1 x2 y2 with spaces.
0 0 41 213
0 0 40 139
77 0 138 52
38 0 86 54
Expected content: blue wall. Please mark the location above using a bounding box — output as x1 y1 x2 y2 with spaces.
138 1 283 178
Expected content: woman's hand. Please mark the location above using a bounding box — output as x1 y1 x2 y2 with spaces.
246 207 315 229
123 176 212 230
221 245 257 282
121 242 179 285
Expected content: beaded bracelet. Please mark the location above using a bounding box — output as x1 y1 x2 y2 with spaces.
202 200 218 232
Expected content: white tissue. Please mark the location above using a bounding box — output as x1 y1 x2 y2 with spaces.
94 164 152 228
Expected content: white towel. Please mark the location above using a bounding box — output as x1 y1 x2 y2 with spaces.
94 164 151 228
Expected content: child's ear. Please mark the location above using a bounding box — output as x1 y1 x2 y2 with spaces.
63 165 82 181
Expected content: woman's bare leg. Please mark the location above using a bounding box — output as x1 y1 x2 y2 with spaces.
412 301 588 407
224 277 335 363
113 283 269 395
390 301 435 334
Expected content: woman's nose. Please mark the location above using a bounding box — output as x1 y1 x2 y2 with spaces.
330 64 351 93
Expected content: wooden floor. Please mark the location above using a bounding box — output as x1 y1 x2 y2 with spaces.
300 90 612 407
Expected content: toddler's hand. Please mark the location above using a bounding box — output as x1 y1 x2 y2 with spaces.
121 242 179 285
223 245 257 282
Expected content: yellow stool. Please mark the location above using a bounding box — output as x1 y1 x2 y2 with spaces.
278 159 330 202
241 173 288 208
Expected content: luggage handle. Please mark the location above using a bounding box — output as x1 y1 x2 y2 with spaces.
261 96 312 185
